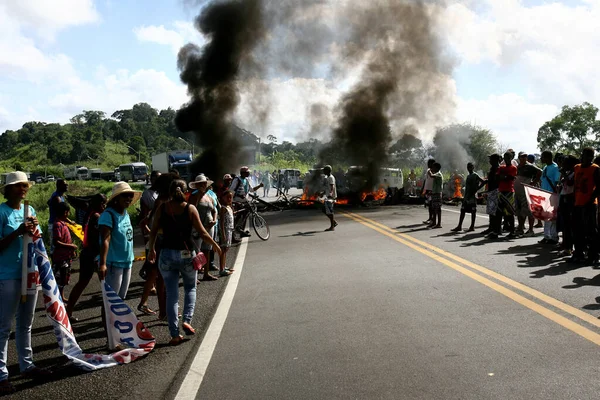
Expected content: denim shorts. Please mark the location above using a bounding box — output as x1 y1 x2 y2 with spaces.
159 248 195 273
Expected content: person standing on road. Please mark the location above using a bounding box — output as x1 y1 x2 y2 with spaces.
262 170 271 197
189 174 220 281
0 172 51 394
97 182 141 300
322 165 338 232
230 166 263 239
482 154 502 237
51 202 77 302
428 163 443 229
570 148 600 264
148 179 222 346
558 155 577 257
47 179 68 254
451 162 485 232
66 193 106 322
539 151 561 245
421 159 435 225
219 190 235 275
514 152 542 237
492 152 517 239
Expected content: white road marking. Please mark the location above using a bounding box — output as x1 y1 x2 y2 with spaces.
442 207 489 219
175 237 249 400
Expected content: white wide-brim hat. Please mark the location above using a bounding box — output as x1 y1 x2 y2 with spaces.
1 171 33 190
108 182 142 204
189 174 214 189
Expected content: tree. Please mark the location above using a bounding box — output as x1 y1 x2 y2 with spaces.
433 123 498 172
390 133 424 167
537 102 600 153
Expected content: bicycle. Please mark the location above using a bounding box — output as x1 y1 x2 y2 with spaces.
234 193 271 241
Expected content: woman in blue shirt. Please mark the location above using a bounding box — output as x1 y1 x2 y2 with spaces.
0 172 50 394
98 182 141 300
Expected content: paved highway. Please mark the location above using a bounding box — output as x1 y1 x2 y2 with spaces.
5 202 600 399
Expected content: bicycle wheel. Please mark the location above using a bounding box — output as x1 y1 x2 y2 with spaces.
252 213 270 241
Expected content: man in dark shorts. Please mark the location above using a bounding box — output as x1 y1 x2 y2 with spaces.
515 151 541 237
451 162 485 232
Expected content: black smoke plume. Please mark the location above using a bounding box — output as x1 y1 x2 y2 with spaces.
320 0 454 191
175 0 265 181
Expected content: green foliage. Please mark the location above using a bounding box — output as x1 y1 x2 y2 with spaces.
537 102 600 154
0 181 144 246
0 103 193 176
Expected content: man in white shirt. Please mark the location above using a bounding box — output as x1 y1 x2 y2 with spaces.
322 165 338 231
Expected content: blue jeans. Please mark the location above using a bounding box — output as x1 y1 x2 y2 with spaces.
0 280 38 381
158 249 198 338
105 264 132 300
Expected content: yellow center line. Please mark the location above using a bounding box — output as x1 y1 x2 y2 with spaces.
341 211 600 347
345 211 600 330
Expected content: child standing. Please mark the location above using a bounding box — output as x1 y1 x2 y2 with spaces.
219 190 235 276
452 162 485 232
52 202 77 302
429 162 443 229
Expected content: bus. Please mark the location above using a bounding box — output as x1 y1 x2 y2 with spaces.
119 162 149 182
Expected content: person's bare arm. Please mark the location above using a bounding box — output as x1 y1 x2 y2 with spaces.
147 204 163 263
189 205 221 256
98 226 111 280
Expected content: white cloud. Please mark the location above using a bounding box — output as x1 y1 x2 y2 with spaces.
134 21 205 53
442 0 600 106
1 0 99 39
0 0 90 83
456 93 558 153
48 68 188 117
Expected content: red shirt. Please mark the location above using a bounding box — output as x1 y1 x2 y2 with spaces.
52 220 75 263
497 165 517 192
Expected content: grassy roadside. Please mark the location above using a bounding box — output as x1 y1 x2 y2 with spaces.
0 180 145 246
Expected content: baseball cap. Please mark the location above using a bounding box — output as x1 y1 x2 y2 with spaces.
518 151 527 157
240 166 249 173
223 174 232 180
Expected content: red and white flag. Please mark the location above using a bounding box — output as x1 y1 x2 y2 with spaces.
524 184 559 221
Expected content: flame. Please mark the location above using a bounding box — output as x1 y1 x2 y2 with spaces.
453 177 462 199
360 187 387 202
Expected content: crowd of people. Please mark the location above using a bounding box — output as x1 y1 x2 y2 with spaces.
0 165 266 393
422 147 600 264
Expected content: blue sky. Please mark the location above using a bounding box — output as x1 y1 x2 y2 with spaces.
1 0 599 153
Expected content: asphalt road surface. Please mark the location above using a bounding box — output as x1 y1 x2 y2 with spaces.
5 202 600 399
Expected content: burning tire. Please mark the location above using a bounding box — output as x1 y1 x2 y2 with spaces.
252 214 270 241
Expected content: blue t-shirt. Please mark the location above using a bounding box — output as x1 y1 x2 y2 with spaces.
542 162 560 192
48 191 65 224
98 208 134 268
0 203 40 280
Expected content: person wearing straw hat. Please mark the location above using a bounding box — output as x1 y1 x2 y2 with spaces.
97 182 141 301
189 174 224 280
0 172 51 393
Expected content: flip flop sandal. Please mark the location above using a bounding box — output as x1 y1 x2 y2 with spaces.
137 304 157 316
182 322 196 335
219 270 232 277
169 335 184 346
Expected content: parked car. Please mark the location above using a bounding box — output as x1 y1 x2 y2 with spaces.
46 175 56 182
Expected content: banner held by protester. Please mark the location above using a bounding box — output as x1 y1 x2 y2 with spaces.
524 184 558 221
33 237 155 371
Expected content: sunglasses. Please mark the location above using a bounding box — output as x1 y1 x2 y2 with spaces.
120 193 135 199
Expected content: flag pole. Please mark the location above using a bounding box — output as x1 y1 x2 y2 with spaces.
21 200 31 303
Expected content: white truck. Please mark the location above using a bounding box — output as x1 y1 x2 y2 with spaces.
64 166 89 180
152 150 193 181
89 168 102 180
